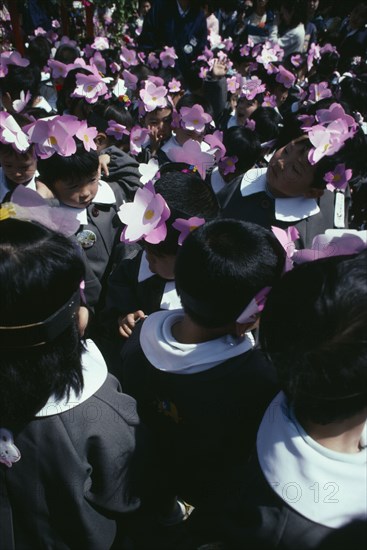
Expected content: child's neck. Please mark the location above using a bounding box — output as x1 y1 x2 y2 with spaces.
172 315 231 344
301 410 367 454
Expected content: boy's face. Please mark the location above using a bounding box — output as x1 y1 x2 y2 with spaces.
267 139 318 198
144 107 172 142
0 149 37 186
145 248 176 280
53 170 99 208
236 97 258 124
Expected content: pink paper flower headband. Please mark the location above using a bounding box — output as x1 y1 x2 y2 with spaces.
118 181 205 245
236 286 272 324
139 80 169 113
240 77 266 101
300 103 358 165
25 115 98 158
179 104 212 133
0 50 30 78
0 112 30 153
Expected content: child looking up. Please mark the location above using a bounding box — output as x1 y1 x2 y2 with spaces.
0 217 143 549
120 218 285 521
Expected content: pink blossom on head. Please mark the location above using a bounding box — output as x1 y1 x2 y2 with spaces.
118 181 171 244
0 50 30 77
71 70 108 104
167 139 215 179
91 36 109 50
48 59 69 79
122 69 138 91
297 114 316 129
266 62 279 75
130 125 150 155
52 19 61 29
307 42 321 71
0 112 30 152
147 52 160 69
137 51 146 63
245 119 256 131
271 226 299 271
204 130 226 162
75 121 97 152
147 75 165 87
240 76 266 100
218 155 238 176
159 46 178 68
90 51 106 74
34 27 47 36
320 43 339 56
110 61 121 74
291 54 303 67
316 103 357 132
262 94 277 108
12 90 31 113
307 121 349 164
106 120 130 141
308 81 332 103
275 65 296 89
139 81 168 112
27 115 80 158
120 47 138 68
227 75 240 93
172 217 206 245
138 158 160 185
256 43 279 69
168 78 181 93
223 37 234 52
323 163 352 192
180 104 212 133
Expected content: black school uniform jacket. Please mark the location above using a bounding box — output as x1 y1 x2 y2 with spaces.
218 168 350 249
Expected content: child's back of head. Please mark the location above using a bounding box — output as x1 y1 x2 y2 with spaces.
175 218 285 328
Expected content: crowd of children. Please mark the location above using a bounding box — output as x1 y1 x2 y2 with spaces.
0 0 366 548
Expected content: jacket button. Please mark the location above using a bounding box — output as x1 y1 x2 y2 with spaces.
92 207 99 217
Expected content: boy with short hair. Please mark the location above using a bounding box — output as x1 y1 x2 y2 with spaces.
120 218 285 519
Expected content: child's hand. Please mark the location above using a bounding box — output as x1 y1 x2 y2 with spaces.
211 58 228 79
148 126 162 156
118 310 146 338
99 154 110 177
36 180 55 199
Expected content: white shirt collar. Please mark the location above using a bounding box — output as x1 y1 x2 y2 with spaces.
176 0 189 17
138 251 182 310
0 170 38 202
61 179 116 226
240 168 320 222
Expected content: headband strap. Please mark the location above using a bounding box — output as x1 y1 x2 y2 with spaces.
0 290 80 348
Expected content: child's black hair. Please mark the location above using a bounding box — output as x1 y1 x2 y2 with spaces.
26 36 52 70
222 126 261 173
250 106 283 146
0 64 41 100
54 43 80 64
87 97 134 149
37 141 99 187
143 168 219 257
260 251 367 424
339 75 367 119
0 219 84 429
175 218 285 328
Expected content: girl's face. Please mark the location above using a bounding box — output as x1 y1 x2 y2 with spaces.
144 107 173 142
53 170 99 208
267 139 318 198
145 248 176 280
0 149 37 186
236 97 259 124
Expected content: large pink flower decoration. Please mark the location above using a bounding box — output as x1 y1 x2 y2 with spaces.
147 52 160 69
130 125 150 155
308 82 332 103
122 69 138 91
227 75 240 93
118 181 171 244
27 115 81 158
75 121 97 152
91 36 109 51
71 70 108 104
262 94 277 108
90 51 106 74
168 78 181 93
120 46 138 68
159 46 178 68
106 120 130 141
0 112 30 152
240 77 266 100
275 65 295 89
139 81 168 112
48 59 69 79
256 43 279 69
307 120 349 164
0 50 30 77
218 156 238 176
172 217 206 245
179 104 212 133
271 226 299 271
323 163 352 192
204 130 226 162
307 42 321 71
167 139 215 179
315 103 357 132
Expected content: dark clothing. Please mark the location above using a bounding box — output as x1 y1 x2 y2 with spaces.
138 0 208 80
99 146 142 202
0 359 142 550
120 322 279 508
218 174 349 249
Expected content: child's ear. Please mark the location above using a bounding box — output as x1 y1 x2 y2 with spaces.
303 187 324 199
95 132 109 149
